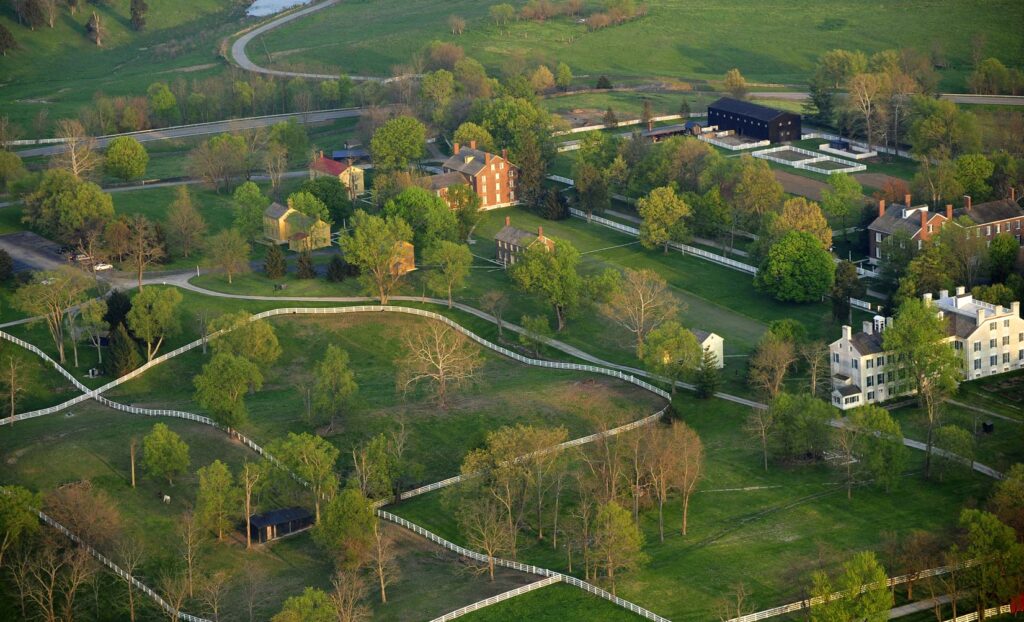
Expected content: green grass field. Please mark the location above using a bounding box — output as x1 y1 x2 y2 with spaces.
0 0 244 129
393 392 995 621
257 0 1023 90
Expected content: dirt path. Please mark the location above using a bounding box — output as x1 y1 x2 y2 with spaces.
854 172 905 191
773 169 829 201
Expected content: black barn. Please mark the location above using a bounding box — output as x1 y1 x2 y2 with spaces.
247 507 314 544
706 98 801 143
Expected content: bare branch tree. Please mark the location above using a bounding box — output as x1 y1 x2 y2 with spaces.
115 536 146 622
177 511 202 598
670 421 704 536
369 522 399 604
2 354 25 421
744 407 775 472
125 215 165 289
198 570 230 622
397 322 483 407
51 119 101 179
799 340 829 398
748 335 796 398
601 268 680 357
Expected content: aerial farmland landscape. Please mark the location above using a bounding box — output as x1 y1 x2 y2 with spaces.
0 0 1023 620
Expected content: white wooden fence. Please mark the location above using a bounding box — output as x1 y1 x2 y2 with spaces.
698 135 770 151
379 510 671 622
428 576 561 622
940 604 1013 622
752 145 866 175
551 114 690 137
568 208 759 275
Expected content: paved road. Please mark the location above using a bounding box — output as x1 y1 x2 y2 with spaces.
888 595 950 619
750 91 1024 106
15 108 366 157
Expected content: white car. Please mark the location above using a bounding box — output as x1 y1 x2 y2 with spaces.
92 263 113 271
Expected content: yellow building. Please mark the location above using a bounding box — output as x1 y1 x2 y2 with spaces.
391 241 416 276
310 154 365 200
264 202 332 251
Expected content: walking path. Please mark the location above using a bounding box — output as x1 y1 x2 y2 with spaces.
888 595 950 619
945 397 1022 425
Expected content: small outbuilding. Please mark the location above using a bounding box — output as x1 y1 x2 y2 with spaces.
691 329 724 369
707 98 801 143
247 507 314 544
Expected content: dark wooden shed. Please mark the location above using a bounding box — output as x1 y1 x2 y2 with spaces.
706 97 801 143
247 507 314 544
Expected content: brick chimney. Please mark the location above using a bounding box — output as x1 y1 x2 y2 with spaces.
904 192 912 207
878 199 886 217
537 226 544 238
919 210 929 240
453 143 461 155
485 151 491 164
505 216 511 227
964 195 972 211
946 204 953 221
319 150 324 159
502 148 508 161
470 140 477 150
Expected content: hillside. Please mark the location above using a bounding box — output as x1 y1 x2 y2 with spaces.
0 0 247 129
256 0 1024 90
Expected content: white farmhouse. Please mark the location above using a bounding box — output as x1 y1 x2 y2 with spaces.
829 287 1024 410
692 329 724 369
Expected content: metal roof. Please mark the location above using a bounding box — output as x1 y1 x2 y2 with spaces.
707 97 793 123
264 202 290 219
249 507 312 529
953 198 1024 225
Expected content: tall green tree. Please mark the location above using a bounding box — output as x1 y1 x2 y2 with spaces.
640 321 701 395
383 187 458 252
23 169 114 242
126 287 182 361
339 210 414 304
193 352 263 428
425 241 472 308
232 181 269 240
206 229 251 284
883 298 962 478
370 116 426 171
810 551 892 622
0 485 42 568
755 231 836 303
592 501 647 596
105 323 141 377
447 184 482 240
694 347 720 399
264 244 286 279
314 345 359 432
287 190 331 224
312 489 376 569
105 136 149 181
271 588 336 622
988 233 1019 283
959 509 1024 617
933 425 975 481
831 260 866 325
209 311 282 367
821 173 863 241
196 460 239 541
273 432 340 524
637 186 690 253
12 267 91 364
509 239 583 331
142 423 190 486
165 186 207 259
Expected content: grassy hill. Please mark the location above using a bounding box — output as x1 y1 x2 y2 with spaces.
257 0 1024 91
0 0 246 130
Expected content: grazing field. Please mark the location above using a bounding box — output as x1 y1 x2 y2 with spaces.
393 392 995 621
107 311 667 483
0 0 244 129
256 0 1022 90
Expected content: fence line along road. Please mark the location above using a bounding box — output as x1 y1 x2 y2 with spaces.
428 576 562 622
939 603 1013 622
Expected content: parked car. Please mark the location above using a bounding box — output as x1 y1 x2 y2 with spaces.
73 253 91 262
92 263 113 271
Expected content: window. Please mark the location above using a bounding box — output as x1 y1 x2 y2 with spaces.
867 391 875 400
833 353 839 363
1003 353 1010 363
1003 336 1010 346
1019 349 1023 361
1019 333 1023 342
990 338 998 348
996 224 1001 233
887 372 894 383
990 355 998 366
974 358 982 370
876 356 884 367
1005 319 1011 327
876 247 882 259
877 373 884 385
866 359 874 369
866 376 874 387
852 360 859 369
990 322 997 331
974 341 981 352
875 232 882 242
986 226 991 236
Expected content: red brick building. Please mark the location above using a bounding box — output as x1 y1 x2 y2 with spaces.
428 141 518 210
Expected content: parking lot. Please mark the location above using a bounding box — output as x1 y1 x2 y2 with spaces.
0 232 70 273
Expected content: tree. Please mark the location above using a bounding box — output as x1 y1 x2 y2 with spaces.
591 501 646 595
232 181 270 240
398 322 482 407
105 323 141 377
510 239 584 332
480 290 509 339
23 169 113 242
146 82 177 124
489 3 515 28
142 423 189 486
130 0 147 30
761 197 832 251
601 268 678 357
194 352 263 428
968 57 1011 94
452 122 495 153
723 68 748 99
841 405 908 497
640 321 701 395
104 288 133 329
208 311 281 368
749 333 796 398
125 214 166 289
955 153 994 200
296 251 315 279
596 75 612 89
313 489 375 569
313 344 358 432
105 136 148 181
810 551 893 622
114 536 145 622
425 241 472 308
959 509 1024 618
530 65 555 93
273 432 340 524
831 260 865 325
0 24 17 57
990 463 1024 538
288 190 331 224
908 96 980 157
0 486 41 568
187 134 247 192
383 186 458 252
0 354 26 421
847 72 883 148
694 347 720 398
272 587 336 622
126 286 182 360
517 314 551 357
264 244 286 279
52 119 101 179
207 229 251 284
556 62 573 90
575 162 610 220
165 187 207 259
883 298 961 478
0 152 26 192
339 210 414 304
799 340 829 398
734 157 784 221
457 495 513 581
931 424 976 482
12 267 91 364
369 522 399 604
300 175 353 225
755 231 836 303
987 232 1019 283
447 184 482 240
197 460 240 541
603 106 618 128
370 116 425 171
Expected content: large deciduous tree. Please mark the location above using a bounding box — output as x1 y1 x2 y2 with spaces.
23 169 114 242
883 298 961 479
748 333 797 398
165 186 207 259
640 320 701 395
509 239 583 331
197 460 240 541
126 287 182 361
206 229 251 284
425 241 472 308
755 231 836 303
208 311 282 367
273 432 340 524
125 214 166 289
313 489 376 570
601 268 679 357
822 173 863 241
591 500 647 596
637 186 690 253
370 116 426 171
12 267 91 364
314 344 359 433
193 352 263 428
810 551 892 622
232 181 269 240
339 210 414 304
398 322 482 407
51 119 101 179
105 136 148 181
383 187 458 252
142 423 190 486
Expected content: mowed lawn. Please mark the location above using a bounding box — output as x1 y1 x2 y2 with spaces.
107 312 667 483
257 0 1022 89
0 0 243 128
393 392 996 621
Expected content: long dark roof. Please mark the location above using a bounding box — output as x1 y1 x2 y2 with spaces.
443 147 502 177
249 507 312 529
494 225 536 246
428 171 469 191
265 202 290 219
868 205 929 236
850 331 885 355
707 97 792 122
953 198 1024 225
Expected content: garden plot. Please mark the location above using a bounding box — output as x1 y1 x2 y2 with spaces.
753 145 866 175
